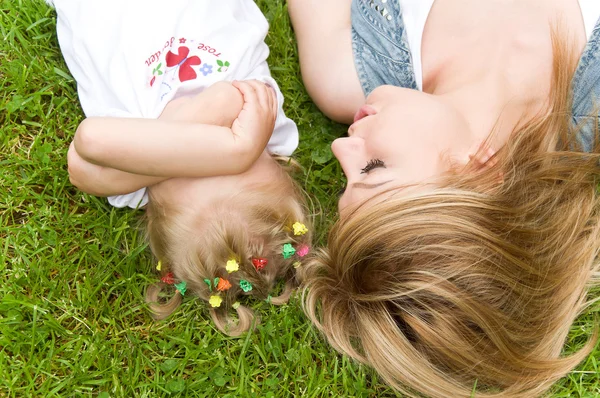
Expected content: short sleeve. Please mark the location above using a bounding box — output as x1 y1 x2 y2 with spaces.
107 189 148 209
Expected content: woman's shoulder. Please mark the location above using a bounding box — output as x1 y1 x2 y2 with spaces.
572 18 600 113
351 0 418 95
571 18 600 152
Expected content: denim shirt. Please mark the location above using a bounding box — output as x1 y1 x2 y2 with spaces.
352 0 600 152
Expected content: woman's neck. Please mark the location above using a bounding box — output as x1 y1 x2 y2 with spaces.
421 0 586 151
433 77 549 152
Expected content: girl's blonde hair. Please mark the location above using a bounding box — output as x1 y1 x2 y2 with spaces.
145 163 311 336
301 29 600 397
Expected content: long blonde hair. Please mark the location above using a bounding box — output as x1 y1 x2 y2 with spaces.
146 164 311 336
301 29 600 397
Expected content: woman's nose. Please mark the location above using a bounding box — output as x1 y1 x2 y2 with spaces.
331 136 364 180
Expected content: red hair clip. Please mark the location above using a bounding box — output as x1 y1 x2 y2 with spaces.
161 272 175 284
252 258 268 271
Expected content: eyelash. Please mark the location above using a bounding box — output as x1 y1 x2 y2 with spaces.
361 158 386 174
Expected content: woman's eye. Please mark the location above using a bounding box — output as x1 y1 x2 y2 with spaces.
361 158 386 174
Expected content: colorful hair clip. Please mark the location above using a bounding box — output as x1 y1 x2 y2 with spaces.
226 259 239 273
293 261 302 269
282 243 296 259
216 278 232 291
174 281 187 296
232 301 241 310
252 258 268 271
265 295 272 303
292 222 308 236
209 295 223 308
156 260 162 271
204 277 220 292
161 272 175 284
297 245 310 257
239 279 253 292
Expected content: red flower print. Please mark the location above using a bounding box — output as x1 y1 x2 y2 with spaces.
166 46 201 82
179 38 187 44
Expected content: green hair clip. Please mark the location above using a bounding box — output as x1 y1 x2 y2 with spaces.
282 243 296 259
174 281 187 296
203 277 220 292
239 279 253 293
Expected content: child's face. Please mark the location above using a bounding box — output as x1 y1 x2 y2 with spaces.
149 151 281 210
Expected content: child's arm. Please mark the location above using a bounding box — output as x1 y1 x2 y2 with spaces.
67 81 248 196
67 141 167 196
73 80 276 178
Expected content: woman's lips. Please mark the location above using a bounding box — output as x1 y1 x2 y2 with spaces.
353 104 377 123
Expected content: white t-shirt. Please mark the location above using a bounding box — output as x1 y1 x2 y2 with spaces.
49 0 298 208
399 0 600 91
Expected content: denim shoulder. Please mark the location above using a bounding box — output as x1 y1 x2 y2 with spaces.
351 0 417 97
571 18 600 153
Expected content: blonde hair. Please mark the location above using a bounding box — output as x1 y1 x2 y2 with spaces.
301 29 600 397
145 162 311 336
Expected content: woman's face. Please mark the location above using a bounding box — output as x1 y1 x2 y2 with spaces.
332 85 473 212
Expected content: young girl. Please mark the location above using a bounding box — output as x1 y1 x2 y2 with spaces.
291 0 600 397
48 0 312 336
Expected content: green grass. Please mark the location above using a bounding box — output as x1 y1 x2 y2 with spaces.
0 0 598 397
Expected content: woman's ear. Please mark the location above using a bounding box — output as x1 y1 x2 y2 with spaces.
467 146 498 171
446 141 498 175
463 144 504 184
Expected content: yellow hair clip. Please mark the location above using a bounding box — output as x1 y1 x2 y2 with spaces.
292 222 308 236
156 260 162 271
226 259 239 273
209 295 223 308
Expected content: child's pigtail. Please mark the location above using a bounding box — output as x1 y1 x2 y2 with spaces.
211 304 256 337
268 280 295 305
146 281 183 320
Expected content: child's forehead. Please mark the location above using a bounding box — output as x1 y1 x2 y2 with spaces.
148 153 288 207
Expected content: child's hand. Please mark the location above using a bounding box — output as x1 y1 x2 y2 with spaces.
231 80 277 152
160 81 243 127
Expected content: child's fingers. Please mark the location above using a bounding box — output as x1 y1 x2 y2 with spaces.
268 86 277 117
232 80 258 107
244 79 272 109
233 80 277 121
261 83 278 118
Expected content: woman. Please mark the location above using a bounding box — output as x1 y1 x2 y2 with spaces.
289 0 600 397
